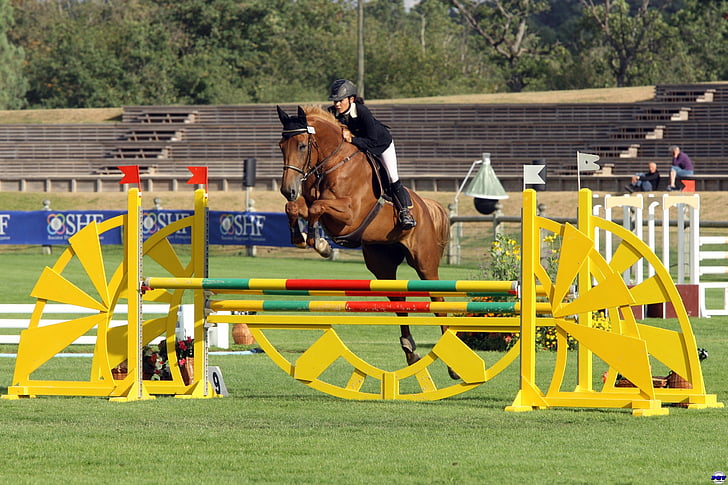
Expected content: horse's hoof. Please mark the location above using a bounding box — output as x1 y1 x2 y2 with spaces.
448 367 460 380
400 336 420 366
399 335 417 353
405 352 421 366
315 238 332 258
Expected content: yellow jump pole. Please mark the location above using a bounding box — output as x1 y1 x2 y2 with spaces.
576 188 594 392
179 188 213 398
111 187 153 402
506 189 547 412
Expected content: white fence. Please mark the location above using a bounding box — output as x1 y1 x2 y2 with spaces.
698 236 728 317
0 303 231 349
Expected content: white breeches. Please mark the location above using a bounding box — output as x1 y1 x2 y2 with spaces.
381 142 399 184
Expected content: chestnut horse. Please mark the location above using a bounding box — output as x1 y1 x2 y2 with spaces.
277 105 451 368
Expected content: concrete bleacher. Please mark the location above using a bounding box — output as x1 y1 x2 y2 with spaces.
0 83 727 192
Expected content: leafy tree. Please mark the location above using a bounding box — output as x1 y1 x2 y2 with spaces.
18 0 181 108
6 0 728 108
246 0 355 103
668 0 728 82
0 0 26 109
361 0 497 98
578 0 673 87
156 0 354 104
447 0 551 92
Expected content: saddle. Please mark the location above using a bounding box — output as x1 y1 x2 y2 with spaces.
367 152 393 199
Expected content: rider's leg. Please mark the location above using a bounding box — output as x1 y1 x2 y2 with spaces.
381 142 416 229
390 181 416 229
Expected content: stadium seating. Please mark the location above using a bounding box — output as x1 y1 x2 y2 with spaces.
0 83 726 192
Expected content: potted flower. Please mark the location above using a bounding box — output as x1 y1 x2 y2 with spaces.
142 345 167 380
176 336 194 385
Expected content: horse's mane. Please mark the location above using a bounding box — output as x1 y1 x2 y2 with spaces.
302 105 341 127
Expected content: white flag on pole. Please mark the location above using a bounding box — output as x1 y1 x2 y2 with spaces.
577 151 601 172
523 164 546 185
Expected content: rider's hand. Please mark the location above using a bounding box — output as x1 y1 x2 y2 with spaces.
342 128 352 143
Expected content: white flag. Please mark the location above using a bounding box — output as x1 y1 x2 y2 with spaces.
523 164 545 185
577 151 600 172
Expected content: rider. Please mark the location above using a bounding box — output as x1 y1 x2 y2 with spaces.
327 79 416 230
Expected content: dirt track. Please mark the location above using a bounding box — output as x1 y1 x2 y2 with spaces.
13 189 725 221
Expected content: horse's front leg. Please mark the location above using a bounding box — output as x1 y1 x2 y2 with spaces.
306 197 356 253
285 198 309 249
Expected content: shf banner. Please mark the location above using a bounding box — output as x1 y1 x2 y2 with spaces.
0 210 322 249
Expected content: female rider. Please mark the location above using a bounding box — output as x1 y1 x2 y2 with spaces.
327 79 416 230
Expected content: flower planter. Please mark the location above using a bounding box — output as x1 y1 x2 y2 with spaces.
615 376 668 388
180 357 194 385
232 323 255 345
667 371 692 389
111 369 127 380
112 361 128 380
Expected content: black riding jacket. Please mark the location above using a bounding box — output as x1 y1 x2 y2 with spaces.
328 102 392 156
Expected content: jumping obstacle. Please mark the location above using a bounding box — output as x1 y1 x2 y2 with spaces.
3 185 723 415
4 189 211 401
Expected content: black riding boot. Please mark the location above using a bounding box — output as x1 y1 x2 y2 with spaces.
390 181 416 230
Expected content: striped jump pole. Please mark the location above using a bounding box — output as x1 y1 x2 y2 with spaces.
144 277 520 295
208 299 552 314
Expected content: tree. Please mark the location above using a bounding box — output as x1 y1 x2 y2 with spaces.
0 0 26 109
668 0 728 82
447 0 550 92
7 0 727 107
354 0 495 99
17 0 182 108
578 0 672 87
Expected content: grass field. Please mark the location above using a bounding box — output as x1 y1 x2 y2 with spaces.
0 246 726 484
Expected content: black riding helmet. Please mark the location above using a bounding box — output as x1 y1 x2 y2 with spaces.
328 79 357 102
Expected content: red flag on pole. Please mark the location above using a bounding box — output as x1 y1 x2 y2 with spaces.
118 165 141 185
187 166 208 186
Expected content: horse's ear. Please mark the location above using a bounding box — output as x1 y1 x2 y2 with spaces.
276 105 289 123
297 106 307 123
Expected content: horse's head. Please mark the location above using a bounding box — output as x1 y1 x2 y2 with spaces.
277 105 344 202
277 105 314 201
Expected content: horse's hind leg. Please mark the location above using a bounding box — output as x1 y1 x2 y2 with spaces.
406 248 461 379
362 244 420 366
399 331 420 365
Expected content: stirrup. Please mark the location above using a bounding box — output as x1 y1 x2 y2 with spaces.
398 210 416 229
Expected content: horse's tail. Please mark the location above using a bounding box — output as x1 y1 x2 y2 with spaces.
423 198 450 256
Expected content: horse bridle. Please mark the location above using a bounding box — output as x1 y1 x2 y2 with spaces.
281 126 357 183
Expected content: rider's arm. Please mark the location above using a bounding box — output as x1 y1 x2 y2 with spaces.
349 104 390 153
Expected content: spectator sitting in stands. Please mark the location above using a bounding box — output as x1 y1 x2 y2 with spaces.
666 145 694 191
625 162 660 193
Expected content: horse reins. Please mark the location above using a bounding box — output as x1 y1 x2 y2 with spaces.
281 126 359 185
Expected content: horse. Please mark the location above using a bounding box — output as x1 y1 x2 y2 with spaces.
276 105 452 370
